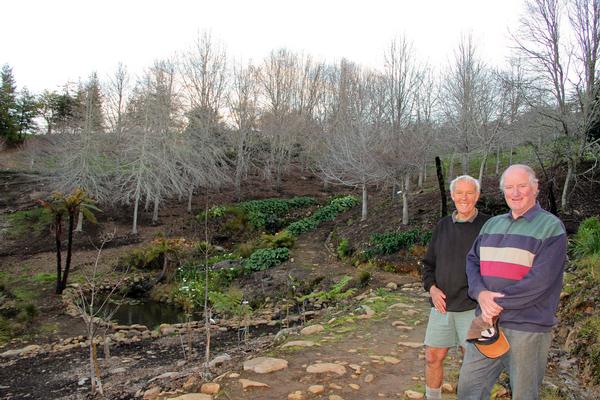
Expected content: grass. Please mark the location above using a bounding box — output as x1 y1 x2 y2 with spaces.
12 286 38 302
31 272 56 283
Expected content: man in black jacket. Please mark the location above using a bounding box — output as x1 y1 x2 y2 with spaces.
421 175 489 400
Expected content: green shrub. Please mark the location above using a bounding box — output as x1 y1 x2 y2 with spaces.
286 218 319 236
261 230 296 249
572 216 600 258
236 241 257 258
243 247 289 272
337 239 351 259
363 229 431 259
355 269 371 287
285 195 358 236
6 207 53 239
199 197 316 230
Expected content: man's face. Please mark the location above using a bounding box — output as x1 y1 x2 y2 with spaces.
451 179 479 217
502 167 538 217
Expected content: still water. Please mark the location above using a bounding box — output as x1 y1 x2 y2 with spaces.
109 299 202 328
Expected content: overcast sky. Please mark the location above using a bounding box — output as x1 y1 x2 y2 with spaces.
2 0 525 93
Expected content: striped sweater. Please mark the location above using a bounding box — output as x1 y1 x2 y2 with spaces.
466 203 567 332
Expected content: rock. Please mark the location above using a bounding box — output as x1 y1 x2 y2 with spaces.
388 303 413 309
307 363 347 375
397 341 423 348
329 383 343 389
300 324 324 335
200 383 220 395
182 375 200 392
441 383 454 393
143 386 161 400
329 395 344 400
361 305 375 317
308 385 324 394
288 390 305 400
404 390 424 399
282 340 316 348
170 395 213 400
348 364 362 374
349 383 360 390
109 367 127 374
149 372 179 382
239 378 270 389
243 357 288 373
159 324 176 335
364 374 375 383
386 282 398 290
208 353 231 368
383 356 400 364
228 373 240 378
0 344 41 358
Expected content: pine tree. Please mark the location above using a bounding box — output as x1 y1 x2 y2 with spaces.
0 64 20 146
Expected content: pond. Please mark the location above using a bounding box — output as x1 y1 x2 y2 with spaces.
109 299 202 328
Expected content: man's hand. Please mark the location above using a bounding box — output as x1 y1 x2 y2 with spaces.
430 285 447 314
478 290 504 324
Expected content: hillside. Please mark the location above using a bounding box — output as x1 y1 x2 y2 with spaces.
1 151 600 399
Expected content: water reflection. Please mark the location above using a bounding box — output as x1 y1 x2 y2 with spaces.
109 299 202 328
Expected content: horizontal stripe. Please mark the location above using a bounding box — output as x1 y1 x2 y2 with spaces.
479 233 541 254
480 246 534 268
482 212 565 240
481 261 531 280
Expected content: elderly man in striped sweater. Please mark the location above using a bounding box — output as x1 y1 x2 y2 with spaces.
457 164 567 400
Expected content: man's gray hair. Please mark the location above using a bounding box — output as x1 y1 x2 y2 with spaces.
499 164 539 190
450 175 481 193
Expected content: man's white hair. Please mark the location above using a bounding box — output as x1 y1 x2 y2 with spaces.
499 164 539 190
450 175 481 193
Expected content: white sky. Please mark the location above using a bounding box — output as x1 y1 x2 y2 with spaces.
2 0 525 93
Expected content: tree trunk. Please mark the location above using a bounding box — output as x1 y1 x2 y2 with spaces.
509 138 514 165
561 158 574 210
60 211 75 293
152 197 159 224
187 188 193 213
495 144 501 175
448 152 456 185
417 167 424 189
132 190 140 235
55 214 63 294
89 338 96 394
76 211 83 232
402 173 410 225
478 149 488 184
462 151 469 175
361 183 368 221
435 156 448 218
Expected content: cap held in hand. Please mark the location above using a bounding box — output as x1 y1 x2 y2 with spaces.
466 315 510 359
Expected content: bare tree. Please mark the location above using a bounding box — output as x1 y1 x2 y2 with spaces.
118 60 186 233
228 61 260 201
73 233 129 395
104 62 130 137
441 34 488 175
512 0 576 207
318 61 388 220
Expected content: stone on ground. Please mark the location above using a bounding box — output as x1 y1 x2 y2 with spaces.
288 390 305 399
306 362 347 375
300 324 324 335
282 340 316 348
404 389 424 399
239 378 270 389
200 383 220 395
308 385 324 394
243 357 288 373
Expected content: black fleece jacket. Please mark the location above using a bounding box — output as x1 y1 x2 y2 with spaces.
421 212 489 312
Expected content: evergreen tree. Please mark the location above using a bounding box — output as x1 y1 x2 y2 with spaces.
15 88 39 138
0 64 20 146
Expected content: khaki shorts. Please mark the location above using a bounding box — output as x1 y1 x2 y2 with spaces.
424 308 476 348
